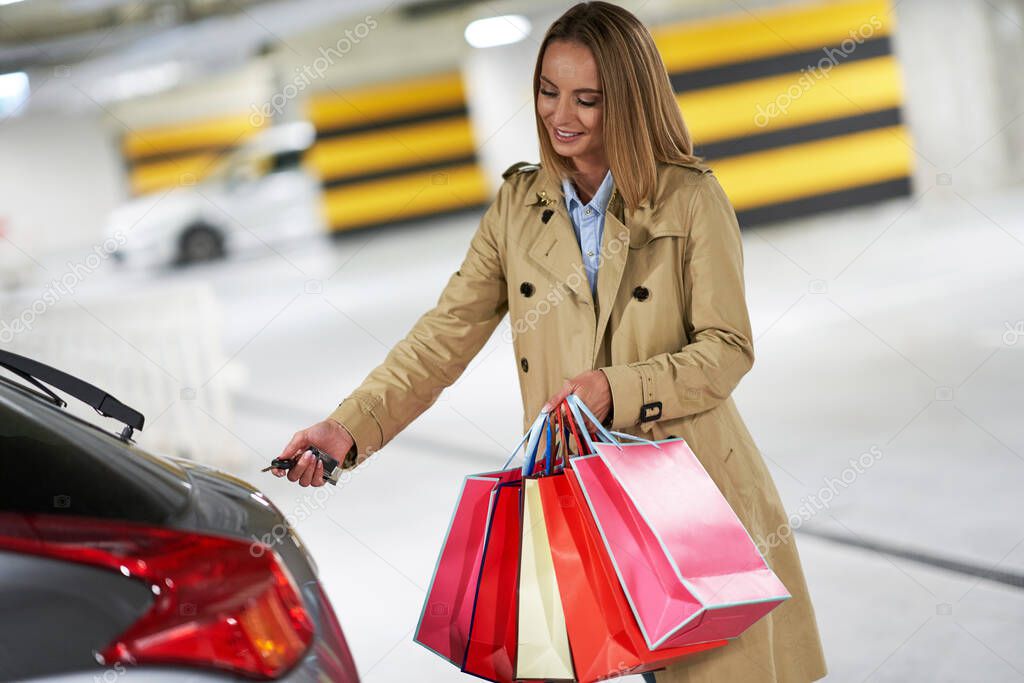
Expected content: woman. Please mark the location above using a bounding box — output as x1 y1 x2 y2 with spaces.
274 2 827 681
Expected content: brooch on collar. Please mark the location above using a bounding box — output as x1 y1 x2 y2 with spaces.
532 191 556 207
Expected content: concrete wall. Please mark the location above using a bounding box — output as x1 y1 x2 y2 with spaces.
0 112 125 284
891 0 1024 194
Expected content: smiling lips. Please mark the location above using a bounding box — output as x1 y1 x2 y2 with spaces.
554 127 583 142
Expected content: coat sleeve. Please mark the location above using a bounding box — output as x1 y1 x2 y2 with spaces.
326 181 511 456
599 172 755 429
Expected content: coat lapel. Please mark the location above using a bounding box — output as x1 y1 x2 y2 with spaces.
524 170 591 302
592 189 631 362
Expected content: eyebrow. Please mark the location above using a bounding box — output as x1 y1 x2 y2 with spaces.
539 74 603 95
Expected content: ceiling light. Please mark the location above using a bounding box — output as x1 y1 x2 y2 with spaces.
0 72 29 117
90 61 183 102
464 15 531 49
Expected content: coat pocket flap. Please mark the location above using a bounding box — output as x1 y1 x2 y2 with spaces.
628 226 687 249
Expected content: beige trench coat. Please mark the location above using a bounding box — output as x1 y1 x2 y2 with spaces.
329 159 828 683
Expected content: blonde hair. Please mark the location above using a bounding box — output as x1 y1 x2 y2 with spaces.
533 1 702 210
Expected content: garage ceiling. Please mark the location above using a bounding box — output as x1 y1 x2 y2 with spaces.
0 0 271 43
0 0 710 113
0 0 517 67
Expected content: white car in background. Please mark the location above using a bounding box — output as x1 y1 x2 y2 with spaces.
108 121 325 268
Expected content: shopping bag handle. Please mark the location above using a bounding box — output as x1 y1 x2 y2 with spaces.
500 408 557 476
545 416 555 475
605 429 662 447
552 403 573 468
522 409 556 476
501 410 547 470
564 393 617 452
557 398 587 457
565 394 661 450
501 394 662 474
545 403 573 470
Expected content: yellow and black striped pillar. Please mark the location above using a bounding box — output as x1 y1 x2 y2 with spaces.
121 114 263 196
654 0 912 226
305 72 489 233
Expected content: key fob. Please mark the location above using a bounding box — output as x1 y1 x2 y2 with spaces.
264 447 342 486
306 445 341 485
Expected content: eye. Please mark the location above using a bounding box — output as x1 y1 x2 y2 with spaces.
539 89 557 98
577 98 597 107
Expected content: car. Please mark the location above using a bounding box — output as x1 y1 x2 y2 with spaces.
108 121 326 268
0 349 359 682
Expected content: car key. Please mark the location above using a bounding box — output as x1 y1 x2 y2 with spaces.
262 445 352 486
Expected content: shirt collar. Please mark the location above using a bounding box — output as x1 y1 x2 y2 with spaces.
561 169 615 215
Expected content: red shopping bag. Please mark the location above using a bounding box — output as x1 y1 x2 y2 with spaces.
414 418 547 671
413 467 519 665
565 394 790 650
463 478 522 682
466 412 561 682
417 410 556 682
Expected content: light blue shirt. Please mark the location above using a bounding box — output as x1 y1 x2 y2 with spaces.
562 169 615 296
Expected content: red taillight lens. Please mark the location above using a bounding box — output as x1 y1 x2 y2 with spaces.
0 514 314 679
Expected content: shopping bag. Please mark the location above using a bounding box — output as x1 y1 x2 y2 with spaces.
565 394 790 650
515 476 575 680
531 405 725 682
462 478 523 682
541 468 727 681
414 469 516 664
511 411 574 680
415 413 547 674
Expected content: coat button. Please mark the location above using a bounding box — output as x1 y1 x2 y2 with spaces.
633 286 650 301
520 282 535 297
520 357 529 372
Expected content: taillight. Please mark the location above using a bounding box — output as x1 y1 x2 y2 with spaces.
0 513 314 679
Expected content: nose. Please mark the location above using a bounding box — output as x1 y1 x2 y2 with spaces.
553 94 576 128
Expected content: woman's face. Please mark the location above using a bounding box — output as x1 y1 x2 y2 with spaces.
537 40 605 166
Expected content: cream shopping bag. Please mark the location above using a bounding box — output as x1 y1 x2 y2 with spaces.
515 476 575 680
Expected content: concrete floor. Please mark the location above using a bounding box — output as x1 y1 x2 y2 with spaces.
8 183 1024 681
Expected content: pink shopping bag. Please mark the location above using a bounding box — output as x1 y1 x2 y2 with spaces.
565 394 790 650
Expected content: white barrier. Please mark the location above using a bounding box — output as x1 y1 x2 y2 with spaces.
0 282 244 471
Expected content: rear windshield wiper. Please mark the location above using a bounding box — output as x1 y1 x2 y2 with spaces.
0 349 145 441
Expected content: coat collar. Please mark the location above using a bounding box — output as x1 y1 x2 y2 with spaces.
521 158 710 215
523 165 653 211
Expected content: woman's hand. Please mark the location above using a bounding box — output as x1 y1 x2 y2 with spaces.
273 419 356 487
541 370 613 437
